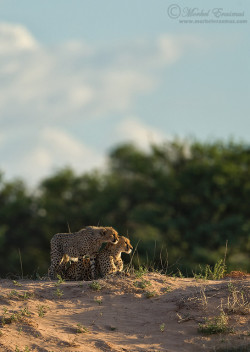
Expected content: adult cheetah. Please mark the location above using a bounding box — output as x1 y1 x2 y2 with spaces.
62 236 133 281
48 226 119 280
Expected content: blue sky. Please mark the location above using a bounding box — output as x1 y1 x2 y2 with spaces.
0 1 249 185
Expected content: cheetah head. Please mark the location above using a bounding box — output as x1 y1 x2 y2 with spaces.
118 236 133 254
100 227 119 244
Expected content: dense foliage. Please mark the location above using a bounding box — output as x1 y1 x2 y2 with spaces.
0 140 249 277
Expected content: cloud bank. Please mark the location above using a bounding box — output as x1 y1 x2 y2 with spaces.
0 22 202 185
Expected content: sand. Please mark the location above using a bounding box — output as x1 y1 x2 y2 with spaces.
0 272 249 352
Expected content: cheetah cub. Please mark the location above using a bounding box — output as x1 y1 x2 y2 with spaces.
63 236 133 281
48 226 119 280
98 236 133 277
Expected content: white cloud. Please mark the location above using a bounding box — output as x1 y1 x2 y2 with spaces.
0 23 203 126
90 70 155 116
0 22 38 54
114 117 193 162
0 23 206 184
157 35 182 64
115 117 167 150
1 128 104 186
40 127 100 169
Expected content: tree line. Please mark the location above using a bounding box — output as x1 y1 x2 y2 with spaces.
0 140 249 277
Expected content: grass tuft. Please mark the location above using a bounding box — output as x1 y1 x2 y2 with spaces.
226 283 250 315
94 297 102 305
55 274 65 286
54 288 63 297
145 290 156 298
76 323 89 333
194 259 226 281
89 281 102 291
133 278 151 289
160 323 165 332
37 305 48 317
13 280 22 287
134 266 148 278
198 311 232 334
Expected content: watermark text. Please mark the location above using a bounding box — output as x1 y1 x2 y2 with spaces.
167 5 247 24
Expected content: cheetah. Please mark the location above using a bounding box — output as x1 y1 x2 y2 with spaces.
62 236 133 281
48 226 119 280
97 236 133 277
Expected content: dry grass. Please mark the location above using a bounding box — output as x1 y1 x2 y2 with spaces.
198 311 232 334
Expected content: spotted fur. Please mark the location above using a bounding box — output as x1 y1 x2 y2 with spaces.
48 226 119 279
62 236 133 281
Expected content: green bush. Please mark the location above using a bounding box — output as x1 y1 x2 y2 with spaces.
0 140 249 277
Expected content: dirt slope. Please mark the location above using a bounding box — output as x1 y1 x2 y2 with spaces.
0 273 249 352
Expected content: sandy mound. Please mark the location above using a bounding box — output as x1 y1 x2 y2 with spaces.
0 272 249 352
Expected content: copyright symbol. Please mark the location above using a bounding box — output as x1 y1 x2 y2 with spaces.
167 4 181 19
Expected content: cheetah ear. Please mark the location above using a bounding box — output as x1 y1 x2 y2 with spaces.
101 229 107 236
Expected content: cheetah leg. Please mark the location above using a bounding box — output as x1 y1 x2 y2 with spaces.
48 262 60 279
64 262 77 281
115 258 124 272
48 253 63 279
74 259 83 281
89 256 96 280
56 254 70 277
81 258 92 281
